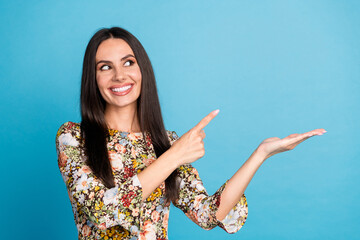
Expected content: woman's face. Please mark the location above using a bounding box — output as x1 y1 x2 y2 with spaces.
95 38 142 111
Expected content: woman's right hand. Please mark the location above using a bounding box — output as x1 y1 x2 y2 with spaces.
169 109 220 166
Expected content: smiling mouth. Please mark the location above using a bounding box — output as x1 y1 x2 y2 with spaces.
111 85 132 92
109 84 134 96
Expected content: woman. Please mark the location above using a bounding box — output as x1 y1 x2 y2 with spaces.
55 27 326 240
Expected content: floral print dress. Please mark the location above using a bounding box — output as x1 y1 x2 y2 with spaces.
55 121 248 240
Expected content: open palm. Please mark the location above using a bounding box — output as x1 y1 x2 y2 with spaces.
257 128 327 160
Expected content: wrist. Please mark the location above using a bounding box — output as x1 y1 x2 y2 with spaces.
162 148 181 169
253 147 267 164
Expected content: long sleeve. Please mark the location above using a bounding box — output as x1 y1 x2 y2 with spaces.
55 122 143 235
168 131 248 234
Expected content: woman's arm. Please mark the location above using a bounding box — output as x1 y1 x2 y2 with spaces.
172 162 248 233
138 108 326 217
56 122 144 233
137 146 178 201
137 110 220 201
215 148 264 221
215 128 326 220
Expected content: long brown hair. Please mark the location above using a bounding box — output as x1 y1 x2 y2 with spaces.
80 27 179 203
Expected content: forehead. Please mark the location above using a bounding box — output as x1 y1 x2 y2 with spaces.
96 38 134 60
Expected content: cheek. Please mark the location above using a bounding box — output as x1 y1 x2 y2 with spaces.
96 74 108 89
129 67 142 83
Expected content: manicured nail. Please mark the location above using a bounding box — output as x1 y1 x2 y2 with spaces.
214 109 220 114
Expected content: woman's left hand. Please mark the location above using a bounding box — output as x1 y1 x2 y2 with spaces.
256 128 327 161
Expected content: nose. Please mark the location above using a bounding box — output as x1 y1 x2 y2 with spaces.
112 66 126 82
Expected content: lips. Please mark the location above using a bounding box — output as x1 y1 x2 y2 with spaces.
109 84 134 96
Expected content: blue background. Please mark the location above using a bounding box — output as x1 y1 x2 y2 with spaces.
0 0 359 239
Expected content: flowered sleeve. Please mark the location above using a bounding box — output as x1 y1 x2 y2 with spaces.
56 122 143 235
167 130 248 234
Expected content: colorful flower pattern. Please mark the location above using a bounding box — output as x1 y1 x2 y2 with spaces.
56 121 248 239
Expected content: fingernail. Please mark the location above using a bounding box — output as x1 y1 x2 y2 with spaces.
214 109 220 114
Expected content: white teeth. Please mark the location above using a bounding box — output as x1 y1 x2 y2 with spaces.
111 85 132 92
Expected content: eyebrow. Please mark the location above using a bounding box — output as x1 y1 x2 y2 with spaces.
96 54 135 65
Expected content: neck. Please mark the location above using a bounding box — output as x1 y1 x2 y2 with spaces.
104 103 141 132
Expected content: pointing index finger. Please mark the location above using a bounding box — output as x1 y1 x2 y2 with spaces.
193 109 220 132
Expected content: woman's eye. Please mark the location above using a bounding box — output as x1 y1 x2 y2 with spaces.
100 65 110 70
124 60 134 67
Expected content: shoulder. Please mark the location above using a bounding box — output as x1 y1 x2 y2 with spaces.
56 121 81 136
55 121 82 146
